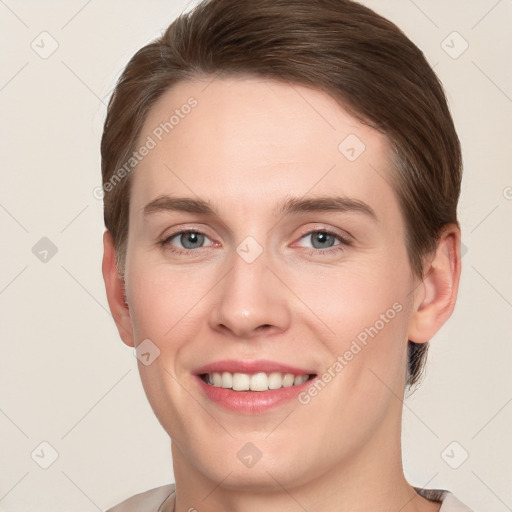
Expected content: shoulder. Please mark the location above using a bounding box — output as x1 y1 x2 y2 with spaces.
414 487 474 512
438 492 474 512
105 483 175 512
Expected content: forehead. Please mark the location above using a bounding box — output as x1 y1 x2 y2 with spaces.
130 75 399 226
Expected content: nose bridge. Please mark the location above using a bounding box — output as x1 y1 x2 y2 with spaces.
210 238 291 338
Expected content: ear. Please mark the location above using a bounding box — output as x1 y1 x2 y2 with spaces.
102 230 135 347
407 224 462 343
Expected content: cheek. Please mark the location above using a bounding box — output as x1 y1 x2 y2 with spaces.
290 255 413 398
292 273 411 460
124 263 206 438
290 253 410 337
125 260 203 343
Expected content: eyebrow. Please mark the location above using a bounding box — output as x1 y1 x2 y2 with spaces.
143 194 378 222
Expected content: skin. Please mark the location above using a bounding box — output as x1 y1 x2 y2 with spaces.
103 76 461 512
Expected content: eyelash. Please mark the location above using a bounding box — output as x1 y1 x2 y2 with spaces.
299 229 352 256
158 228 351 257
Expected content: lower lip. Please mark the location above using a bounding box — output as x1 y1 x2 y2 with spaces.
195 376 315 414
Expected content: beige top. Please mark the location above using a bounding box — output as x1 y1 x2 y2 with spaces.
105 484 475 512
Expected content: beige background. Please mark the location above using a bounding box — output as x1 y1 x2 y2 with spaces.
1 1 511 511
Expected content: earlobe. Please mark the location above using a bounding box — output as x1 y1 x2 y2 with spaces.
102 230 135 347
407 224 462 344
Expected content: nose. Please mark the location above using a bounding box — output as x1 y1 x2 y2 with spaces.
209 244 292 340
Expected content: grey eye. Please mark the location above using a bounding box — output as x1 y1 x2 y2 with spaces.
305 231 338 249
177 232 206 249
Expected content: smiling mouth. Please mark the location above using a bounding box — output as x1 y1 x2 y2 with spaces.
200 371 315 391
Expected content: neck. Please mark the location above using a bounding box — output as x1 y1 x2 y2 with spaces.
167 400 439 512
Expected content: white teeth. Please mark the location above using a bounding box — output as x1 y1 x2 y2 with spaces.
232 373 250 391
250 372 268 391
294 375 309 385
282 373 295 387
268 372 282 389
204 371 311 391
221 372 232 388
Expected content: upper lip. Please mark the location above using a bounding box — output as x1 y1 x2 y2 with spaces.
195 359 316 376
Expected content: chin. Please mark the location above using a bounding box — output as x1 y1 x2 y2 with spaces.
178 431 328 493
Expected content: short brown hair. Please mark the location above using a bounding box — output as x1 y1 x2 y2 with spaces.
100 0 462 389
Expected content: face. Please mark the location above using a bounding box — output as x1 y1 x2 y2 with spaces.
121 76 421 490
